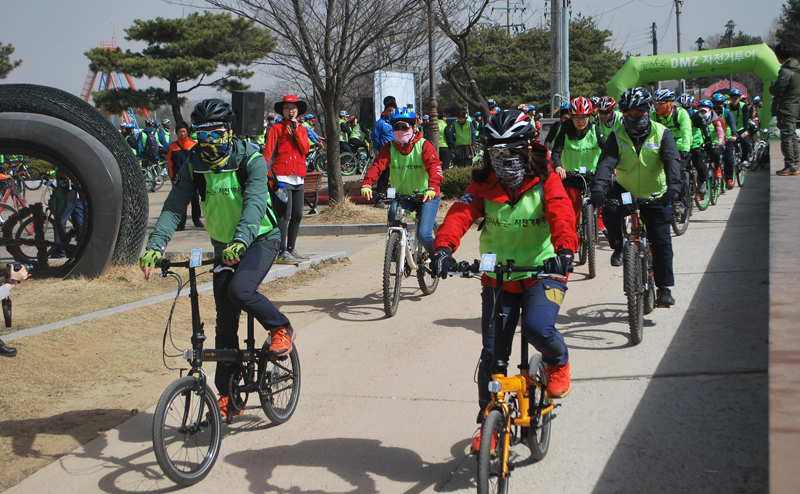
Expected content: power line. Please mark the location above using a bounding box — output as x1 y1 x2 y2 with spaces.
659 1 675 42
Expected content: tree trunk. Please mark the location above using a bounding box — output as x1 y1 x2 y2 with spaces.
324 94 345 203
169 79 185 125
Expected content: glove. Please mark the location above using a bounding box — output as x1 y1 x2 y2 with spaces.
679 151 690 161
222 242 246 263
432 248 457 279
590 191 606 208
542 250 573 277
139 248 163 268
360 186 373 200
704 144 713 155
660 189 680 206
423 189 436 202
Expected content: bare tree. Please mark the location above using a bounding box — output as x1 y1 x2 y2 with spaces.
204 0 425 202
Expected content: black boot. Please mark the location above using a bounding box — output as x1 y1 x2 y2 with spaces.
656 287 675 307
0 339 17 357
610 247 623 267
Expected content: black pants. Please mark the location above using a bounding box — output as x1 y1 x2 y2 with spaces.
278 182 304 252
171 178 201 228
348 138 367 154
602 183 675 288
339 141 352 154
723 141 735 180
439 147 452 170
376 168 390 204
689 148 708 186
453 145 473 167
738 133 752 162
211 230 290 396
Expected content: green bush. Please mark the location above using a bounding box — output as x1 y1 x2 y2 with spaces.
440 167 474 199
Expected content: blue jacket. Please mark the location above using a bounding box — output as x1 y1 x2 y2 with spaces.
307 127 321 145
371 114 393 150
157 128 170 149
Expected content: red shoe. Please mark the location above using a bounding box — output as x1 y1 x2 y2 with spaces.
218 395 244 421
726 180 734 190
469 425 498 455
545 362 572 398
268 326 296 358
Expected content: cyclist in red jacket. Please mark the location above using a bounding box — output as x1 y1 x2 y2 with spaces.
431 110 578 454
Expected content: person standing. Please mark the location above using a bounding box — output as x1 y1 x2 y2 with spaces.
370 96 397 207
167 122 203 230
0 265 30 357
264 95 311 264
770 43 800 176
437 112 452 170
446 109 476 167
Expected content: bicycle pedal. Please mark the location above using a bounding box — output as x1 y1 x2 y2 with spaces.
507 464 515 472
656 304 670 309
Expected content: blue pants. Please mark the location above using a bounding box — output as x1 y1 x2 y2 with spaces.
54 189 85 257
388 196 440 256
477 279 569 422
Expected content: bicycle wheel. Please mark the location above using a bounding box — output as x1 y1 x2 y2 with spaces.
526 353 552 460
340 153 358 175
314 153 327 173
417 223 439 295
151 167 165 191
477 409 509 494
152 376 222 486
624 243 644 345
142 168 156 192
643 247 656 315
735 162 746 187
10 215 60 264
0 203 17 229
22 166 43 191
694 174 710 211
708 173 719 206
750 143 763 171
383 232 403 317
259 346 301 424
576 206 586 267
582 203 596 279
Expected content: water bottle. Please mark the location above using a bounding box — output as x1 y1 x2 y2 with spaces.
276 182 289 203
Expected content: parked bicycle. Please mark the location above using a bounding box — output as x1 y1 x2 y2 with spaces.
3 156 44 193
305 143 327 173
152 254 301 485
382 190 439 317
752 128 774 171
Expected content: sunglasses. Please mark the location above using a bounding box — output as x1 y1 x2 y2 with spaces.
488 147 525 158
392 123 412 131
196 130 227 140
599 110 612 115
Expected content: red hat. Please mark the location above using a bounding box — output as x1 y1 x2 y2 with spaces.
274 94 307 115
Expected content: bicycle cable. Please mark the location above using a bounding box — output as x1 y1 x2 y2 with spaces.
160 272 188 371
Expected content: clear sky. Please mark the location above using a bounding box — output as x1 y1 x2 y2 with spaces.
1 0 783 99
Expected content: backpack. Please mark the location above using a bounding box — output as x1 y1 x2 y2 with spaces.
142 132 159 158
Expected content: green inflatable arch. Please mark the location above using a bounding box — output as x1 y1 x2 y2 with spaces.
606 43 781 125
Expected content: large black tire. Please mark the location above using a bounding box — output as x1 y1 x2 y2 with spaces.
624 243 644 345
340 153 357 175
152 377 222 486
477 409 510 494
582 203 596 279
259 346 301 424
708 173 719 206
526 353 552 461
383 232 403 317
0 84 147 273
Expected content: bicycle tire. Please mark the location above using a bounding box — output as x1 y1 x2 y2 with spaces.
694 173 710 211
417 223 440 295
152 376 222 486
582 203 596 278
142 168 156 192
0 202 17 228
760 144 769 169
383 232 403 317
152 168 165 191
10 215 65 265
735 163 746 187
670 173 691 236
526 353 552 460
750 144 762 171
259 345 301 424
624 243 644 345
643 246 656 315
314 153 327 173
22 166 43 191
708 173 719 206
477 409 510 494
340 153 357 176
576 206 586 267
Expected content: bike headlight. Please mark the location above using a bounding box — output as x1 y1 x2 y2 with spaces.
488 380 503 393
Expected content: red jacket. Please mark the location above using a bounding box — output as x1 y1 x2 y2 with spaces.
167 137 196 178
433 170 578 292
362 131 443 195
263 120 310 177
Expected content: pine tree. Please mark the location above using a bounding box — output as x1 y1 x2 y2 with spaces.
777 0 800 54
0 43 22 79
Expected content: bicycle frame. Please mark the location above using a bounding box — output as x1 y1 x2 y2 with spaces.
386 195 425 272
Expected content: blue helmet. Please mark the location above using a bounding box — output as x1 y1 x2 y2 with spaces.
389 107 417 125
753 95 761 103
474 111 482 117
677 93 695 109
699 99 714 108
653 88 677 101
729 88 742 97
304 114 315 121
560 102 569 110
711 93 727 104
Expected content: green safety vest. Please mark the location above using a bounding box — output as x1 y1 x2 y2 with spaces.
615 122 668 199
164 130 171 144
598 112 623 140
388 139 430 194
730 103 746 132
479 183 555 281
653 106 692 153
561 125 601 173
454 120 472 146
339 118 349 142
350 124 364 140
438 120 448 148
302 122 314 147
188 152 274 243
691 119 716 148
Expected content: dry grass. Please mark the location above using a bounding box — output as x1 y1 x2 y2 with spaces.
302 197 458 225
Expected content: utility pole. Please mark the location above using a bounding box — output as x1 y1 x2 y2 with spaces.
427 0 438 153
651 22 661 89
562 0 570 104
550 0 562 115
493 0 526 35
676 0 685 93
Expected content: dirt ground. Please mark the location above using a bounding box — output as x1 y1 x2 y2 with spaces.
0 258 350 492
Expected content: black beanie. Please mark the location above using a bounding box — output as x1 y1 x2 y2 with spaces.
383 96 397 108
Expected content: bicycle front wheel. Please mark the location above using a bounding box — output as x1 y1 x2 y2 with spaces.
708 173 719 206
670 177 691 236
526 353 552 460
383 232 403 317
582 203 596 278
477 409 510 494
750 145 762 171
23 166 43 191
259 346 301 424
152 376 222 486
624 243 644 345
340 153 357 175
417 223 439 295
735 163 746 187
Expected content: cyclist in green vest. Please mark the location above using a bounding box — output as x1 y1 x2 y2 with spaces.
597 96 623 141
727 88 752 165
437 112 452 169
590 87 682 307
338 111 352 153
689 98 727 199
653 89 692 162
347 115 369 156
711 92 739 189
431 110 578 453
445 109 476 167
139 99 293 421
360 107 442 256
473 111 483 138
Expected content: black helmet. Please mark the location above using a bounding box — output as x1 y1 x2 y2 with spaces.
618 87 652 112
191 98 236 128
484 110 535 148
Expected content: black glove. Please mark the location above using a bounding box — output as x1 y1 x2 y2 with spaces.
542 250 573 277
679 151 690 161
660 189 680 206
432 248 457 279
590 191 606 208
704 144 713 156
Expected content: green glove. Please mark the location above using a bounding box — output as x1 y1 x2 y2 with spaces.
139 248 163 268
222 242 247 263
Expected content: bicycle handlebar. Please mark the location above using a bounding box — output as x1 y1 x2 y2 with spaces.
450 259 572 278
157 256 218 272
606 196 661 207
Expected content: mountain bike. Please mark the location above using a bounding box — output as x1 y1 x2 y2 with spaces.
564 171 597 279
448 258 565 494
152 254 301 485
732 139 746 187
306 143 327 173
707 150 723 206
752 129 773 171
382 191 439 317
690 151 710 212
671 160 694 236
140 157 166 192
608 195 663 345
3 156 44 192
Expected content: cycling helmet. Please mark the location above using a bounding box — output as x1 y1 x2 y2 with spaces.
517 104 528 111
618 87 652 112
484 110 535 148
190 98 236 128
304 114 315 121
589 96 601 108
487 99 497 107
599 96 617 111
711 93 727 104
677 93 695 109
389 107 417 125
569 96 592 115
474 111 482 117
729 88 742 97
698 99 714 108
161 119 171 126
653 88 677 102
753 95 761 103
560 102 569 110
339 110 348 118
494 106 501 112
144 118 154 127
422 115 430 121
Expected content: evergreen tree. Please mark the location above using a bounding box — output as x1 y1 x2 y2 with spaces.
0 43 22 79
777 0 800 54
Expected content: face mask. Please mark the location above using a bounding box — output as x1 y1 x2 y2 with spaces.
655 102 673 116
623 113 651 137
700 110 714 125
393 129 414 144
198 128 233 169
490 154 526 188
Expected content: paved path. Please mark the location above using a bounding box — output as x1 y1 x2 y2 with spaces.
8 162 771 493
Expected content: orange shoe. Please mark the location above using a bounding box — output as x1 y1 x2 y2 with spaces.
218 395 244 421
469 425 498 455
268 326 296 358
545 362 572 398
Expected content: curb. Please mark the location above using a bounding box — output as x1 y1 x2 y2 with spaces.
4 251 347 342
300 223 415 236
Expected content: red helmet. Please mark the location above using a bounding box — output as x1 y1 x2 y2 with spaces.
598 96 617 111
569 96 592 115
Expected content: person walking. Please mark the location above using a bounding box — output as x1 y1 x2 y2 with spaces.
770 43 800 176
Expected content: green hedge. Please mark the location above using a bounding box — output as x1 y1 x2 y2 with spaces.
440 167 474 199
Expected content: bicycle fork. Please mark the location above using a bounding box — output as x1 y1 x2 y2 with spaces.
387 227 419 271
